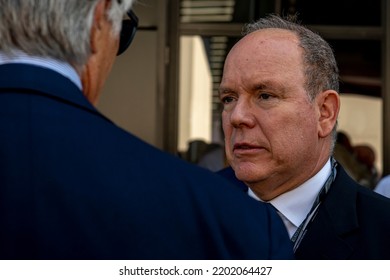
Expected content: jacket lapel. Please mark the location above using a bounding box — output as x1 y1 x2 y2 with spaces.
295 165 359 259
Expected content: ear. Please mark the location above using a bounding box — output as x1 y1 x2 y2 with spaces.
90 0 108 54
317 90 340 138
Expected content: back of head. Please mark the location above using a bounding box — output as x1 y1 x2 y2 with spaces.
354 144 376 169
0 0 134 71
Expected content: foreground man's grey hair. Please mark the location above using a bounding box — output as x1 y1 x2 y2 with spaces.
0 0 134 71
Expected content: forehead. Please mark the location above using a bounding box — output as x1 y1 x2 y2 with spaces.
229 28 301 63
222 29 304 83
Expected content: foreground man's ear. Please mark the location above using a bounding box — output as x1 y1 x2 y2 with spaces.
90 0 110 55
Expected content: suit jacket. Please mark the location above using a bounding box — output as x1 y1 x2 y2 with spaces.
0 63 294 260
218 164 390 259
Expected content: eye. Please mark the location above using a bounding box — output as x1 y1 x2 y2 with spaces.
259 93 272 100
221 96 235 104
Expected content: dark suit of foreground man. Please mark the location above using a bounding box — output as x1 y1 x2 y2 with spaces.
0 0 293 259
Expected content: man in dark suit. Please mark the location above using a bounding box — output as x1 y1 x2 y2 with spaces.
217 14 390 259
0 0 294 259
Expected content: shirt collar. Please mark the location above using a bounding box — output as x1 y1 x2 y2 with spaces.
0 51 82 90
248 159 332 229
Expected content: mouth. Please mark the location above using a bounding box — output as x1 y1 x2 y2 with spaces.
233 143 263 152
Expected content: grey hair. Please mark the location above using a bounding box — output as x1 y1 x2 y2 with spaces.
0 0 134 71
243 14 339 151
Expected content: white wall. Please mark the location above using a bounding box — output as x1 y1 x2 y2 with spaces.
178 36 213 151
338 94 382 174
97 31 158 147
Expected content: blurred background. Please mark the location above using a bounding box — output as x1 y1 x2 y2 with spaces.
98 0 389 183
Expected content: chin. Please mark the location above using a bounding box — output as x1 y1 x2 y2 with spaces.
234 165 257 181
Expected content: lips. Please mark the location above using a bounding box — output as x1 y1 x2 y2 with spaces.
233 143 262 151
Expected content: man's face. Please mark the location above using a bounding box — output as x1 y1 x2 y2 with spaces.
220 29 325 200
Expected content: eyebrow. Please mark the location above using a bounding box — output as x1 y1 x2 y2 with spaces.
219 82 272 93
218 87 236 96
253 80 289 95
218 79 286 98
252 83 268 91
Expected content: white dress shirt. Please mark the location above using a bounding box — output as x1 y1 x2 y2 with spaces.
248 159 332 238
374 175 390 198
0 51 82 90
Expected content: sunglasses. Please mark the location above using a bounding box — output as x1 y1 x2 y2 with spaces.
117 9 139 56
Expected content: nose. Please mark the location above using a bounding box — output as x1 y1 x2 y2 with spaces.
229 98 256 128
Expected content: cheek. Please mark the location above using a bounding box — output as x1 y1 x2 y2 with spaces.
102 39 118 78
113 34 120 55
221 113 233 156
295 120 318 152
268 108 317 155
221 112 230 136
